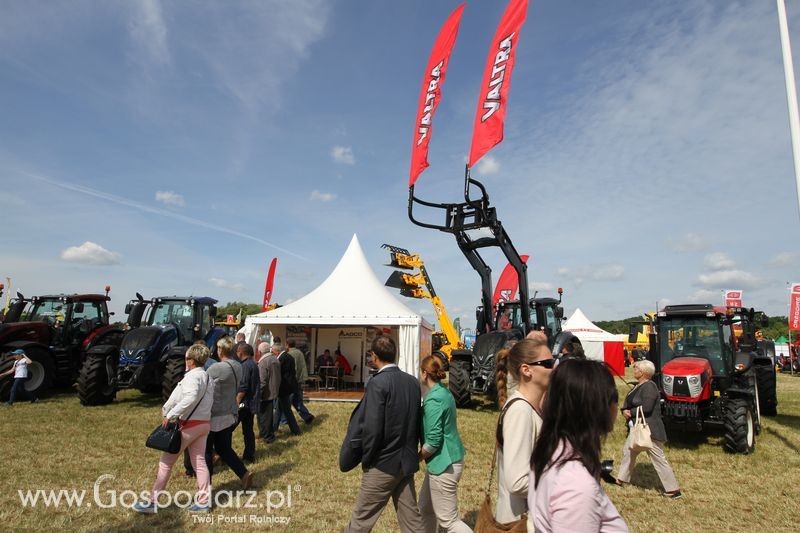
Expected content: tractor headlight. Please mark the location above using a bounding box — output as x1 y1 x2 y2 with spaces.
663 375 673 384
688 376 700 385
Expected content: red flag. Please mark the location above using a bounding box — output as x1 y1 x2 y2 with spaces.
789 283 800 331
409 4 465 186
724 289 743 308
493 255 529 306
468 0 528 167
262 258 277 311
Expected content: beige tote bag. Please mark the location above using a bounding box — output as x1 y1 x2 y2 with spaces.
630 406 653 453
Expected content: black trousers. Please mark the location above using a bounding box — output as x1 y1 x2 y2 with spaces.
239 407 256 461
258 399 275 440
274 395 301 435
205 423 248 479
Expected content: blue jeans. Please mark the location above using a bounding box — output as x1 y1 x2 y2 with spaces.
9 378 31 404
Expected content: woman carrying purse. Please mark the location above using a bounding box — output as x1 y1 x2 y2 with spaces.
134 344 216 514
616 360 681 499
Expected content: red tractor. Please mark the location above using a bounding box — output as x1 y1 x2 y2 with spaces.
0 289 124 399
637 304 776 454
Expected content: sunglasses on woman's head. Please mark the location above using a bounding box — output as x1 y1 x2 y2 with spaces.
524 358 555 369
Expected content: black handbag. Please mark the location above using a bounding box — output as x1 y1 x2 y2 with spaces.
146 375 209 454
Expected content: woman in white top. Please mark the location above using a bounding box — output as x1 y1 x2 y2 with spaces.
494 334 554 524
134 344 215 514
529 359 628 532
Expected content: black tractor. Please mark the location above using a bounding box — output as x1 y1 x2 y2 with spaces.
637 304 776 454
0 289 123 399
407 168 576 407
77 296 226 405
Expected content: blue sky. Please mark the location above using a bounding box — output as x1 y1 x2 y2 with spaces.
2 1 799 327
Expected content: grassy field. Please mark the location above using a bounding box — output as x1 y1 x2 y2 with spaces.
0 371 799 532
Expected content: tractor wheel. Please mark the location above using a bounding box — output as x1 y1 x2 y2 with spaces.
77 346 117 406
755 365 778 416
433 351 450 372
448 358 472 408
723 398 755 454
162 357 185 401
0 347 57 400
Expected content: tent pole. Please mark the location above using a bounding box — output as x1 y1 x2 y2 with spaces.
777 0 800 222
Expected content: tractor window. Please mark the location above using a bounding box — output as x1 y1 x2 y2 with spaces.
71 302 103 327
28 300 67 325
658 317 727 376
200 306 212 337
148 302 194 342
544 306 558 337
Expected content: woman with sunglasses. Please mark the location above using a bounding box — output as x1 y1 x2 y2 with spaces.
529 359 628 532
494 334 555 526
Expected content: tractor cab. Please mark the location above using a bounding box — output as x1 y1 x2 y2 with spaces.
27 294 111 347
144 297 218 346
493 296 564 349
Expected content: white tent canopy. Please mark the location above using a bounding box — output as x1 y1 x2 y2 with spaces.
563 308 625 374
242 234 432 377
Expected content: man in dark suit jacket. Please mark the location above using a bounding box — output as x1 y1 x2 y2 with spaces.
344 336 424 533
274 343 301 436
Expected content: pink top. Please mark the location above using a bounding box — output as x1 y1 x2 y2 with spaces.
528 442 628 533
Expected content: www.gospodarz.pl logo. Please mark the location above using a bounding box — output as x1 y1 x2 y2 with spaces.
18 474 297 518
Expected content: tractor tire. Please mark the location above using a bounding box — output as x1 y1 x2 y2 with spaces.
0 347 57 400
448 358 472 408
162 357 185 401
77 346 117 406
755 365 778 416
723 398 755 454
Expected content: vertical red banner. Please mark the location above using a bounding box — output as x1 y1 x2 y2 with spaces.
724 289 742 307
789 283 800 331
409 4 465 186
262 258 277 311
468 0 529 167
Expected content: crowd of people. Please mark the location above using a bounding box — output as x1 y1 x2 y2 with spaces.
133 334 315 514
341 333 681 533
127 327 679 530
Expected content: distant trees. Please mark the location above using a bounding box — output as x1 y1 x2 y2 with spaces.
216 301 262 320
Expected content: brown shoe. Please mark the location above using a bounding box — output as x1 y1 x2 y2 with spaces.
242 471 254 490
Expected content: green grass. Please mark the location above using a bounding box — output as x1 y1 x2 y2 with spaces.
1 372 799 531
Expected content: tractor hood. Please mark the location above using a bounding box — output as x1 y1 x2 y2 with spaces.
662 357 711 376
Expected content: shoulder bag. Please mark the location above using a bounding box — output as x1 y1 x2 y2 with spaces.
146 375 209 454
629 405 653 453
475 397 531 533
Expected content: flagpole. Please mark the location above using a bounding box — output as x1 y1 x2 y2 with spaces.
777 0 800 221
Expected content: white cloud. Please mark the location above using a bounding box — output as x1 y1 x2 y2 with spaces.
155 190 185 207
592 264 625 281
703 252 735 271
667 233 708 253
531 281 554 291
769 251 800 267
208 277 245 291
476 155 500 176
310 189 336 202
61 242 121 265
330 145 355 165
687 289 719 303
696 269 761 289
128 0 170 66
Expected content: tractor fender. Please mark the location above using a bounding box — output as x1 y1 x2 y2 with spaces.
85 325 124 351
1 340 50 356
552 331 579 359
725 386 754 400
449 349 473 366
732 351 755 374
161 345 187 363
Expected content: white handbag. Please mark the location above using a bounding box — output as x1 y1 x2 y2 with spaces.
630 406 653 452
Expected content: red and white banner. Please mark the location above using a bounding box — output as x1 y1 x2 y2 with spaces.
409 4 465 186
468 0 528 168
724 289 743 308
262 258 277 311
789 283 800 331
493 255 529 306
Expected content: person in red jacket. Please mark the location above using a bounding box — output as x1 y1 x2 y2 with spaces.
335 349 353 375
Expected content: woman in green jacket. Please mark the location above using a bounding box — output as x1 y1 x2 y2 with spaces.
418 355 472 533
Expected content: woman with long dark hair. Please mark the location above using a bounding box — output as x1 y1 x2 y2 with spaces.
528 358 628 532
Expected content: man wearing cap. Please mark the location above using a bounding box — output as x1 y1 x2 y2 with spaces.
1 349 38 405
